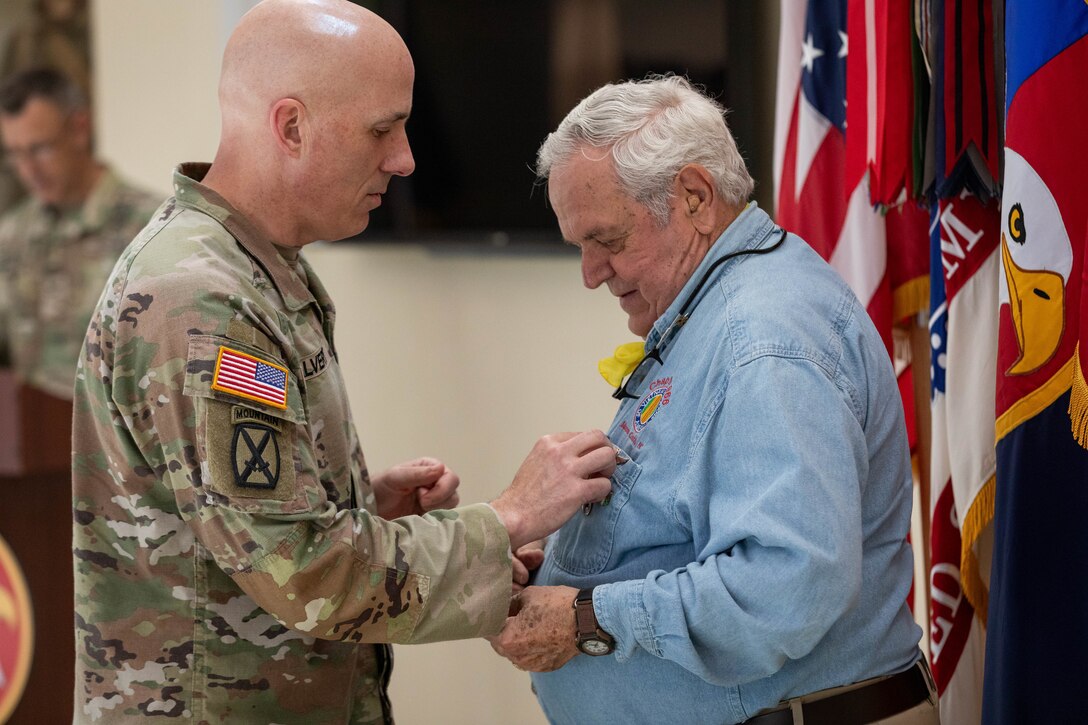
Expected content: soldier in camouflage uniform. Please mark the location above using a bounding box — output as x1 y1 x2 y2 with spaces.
0 66 158 399
71 1 616 723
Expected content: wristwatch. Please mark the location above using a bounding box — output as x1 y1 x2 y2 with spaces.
573 587 615 656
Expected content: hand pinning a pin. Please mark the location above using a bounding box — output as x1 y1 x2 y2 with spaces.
583 446 628 516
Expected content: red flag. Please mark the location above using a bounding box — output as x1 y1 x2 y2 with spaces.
887 200 931 323
846 0 916 206
935 0 1000 198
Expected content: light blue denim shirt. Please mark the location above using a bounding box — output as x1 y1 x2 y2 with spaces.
532 204 921 724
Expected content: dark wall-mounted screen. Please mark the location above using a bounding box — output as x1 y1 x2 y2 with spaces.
355 1 776 244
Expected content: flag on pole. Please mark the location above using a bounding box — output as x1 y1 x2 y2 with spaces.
927 192 998 725
774 0 892 349
844 0 930 326
845 0 916 207
923 0 1003 719
983 3 1088 722
933 0 1000 200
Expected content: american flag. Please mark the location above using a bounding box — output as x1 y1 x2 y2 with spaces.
774 0 891 349
212 346 288 409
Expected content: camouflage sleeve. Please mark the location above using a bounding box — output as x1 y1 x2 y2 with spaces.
93 237 512 647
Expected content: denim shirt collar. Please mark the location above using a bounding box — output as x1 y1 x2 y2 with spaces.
643 202 779 350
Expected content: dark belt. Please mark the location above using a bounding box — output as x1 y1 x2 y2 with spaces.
744 663 931 725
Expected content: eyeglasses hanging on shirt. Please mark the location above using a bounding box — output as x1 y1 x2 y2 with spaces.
611 228 788 401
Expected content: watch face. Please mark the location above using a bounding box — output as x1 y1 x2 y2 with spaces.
580 638 612 656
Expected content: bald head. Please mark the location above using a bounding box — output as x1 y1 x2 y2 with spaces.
220 0 407 130
205 0 416 247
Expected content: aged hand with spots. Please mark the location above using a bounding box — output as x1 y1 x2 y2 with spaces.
373 457 461 518
489 585 580 672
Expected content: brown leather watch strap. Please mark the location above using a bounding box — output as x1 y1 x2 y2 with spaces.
573 587 615 655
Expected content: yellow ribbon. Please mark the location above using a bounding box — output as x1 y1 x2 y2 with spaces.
598 341 646 387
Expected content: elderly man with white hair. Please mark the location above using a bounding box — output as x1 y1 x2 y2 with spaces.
490 76 938 725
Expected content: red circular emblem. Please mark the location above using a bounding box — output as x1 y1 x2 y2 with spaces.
0 533 33 722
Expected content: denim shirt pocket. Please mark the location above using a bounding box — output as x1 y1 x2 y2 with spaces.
550 458 643 576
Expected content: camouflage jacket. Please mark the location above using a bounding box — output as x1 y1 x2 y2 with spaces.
0 166 158 399
72 164 513 724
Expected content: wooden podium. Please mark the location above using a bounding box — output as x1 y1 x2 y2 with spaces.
0 369 74 723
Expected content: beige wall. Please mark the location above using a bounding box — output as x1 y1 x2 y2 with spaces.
312 244 626 724
90 2 626 723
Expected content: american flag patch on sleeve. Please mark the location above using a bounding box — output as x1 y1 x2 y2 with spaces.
212 346 289 409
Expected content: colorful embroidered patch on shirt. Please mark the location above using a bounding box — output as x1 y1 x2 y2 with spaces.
212 345 289 409
633 377 673 433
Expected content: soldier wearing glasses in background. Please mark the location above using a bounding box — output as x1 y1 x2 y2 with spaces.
489 76 940 725
0 66 157 399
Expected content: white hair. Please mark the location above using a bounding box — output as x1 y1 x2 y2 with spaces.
536 75 754 224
